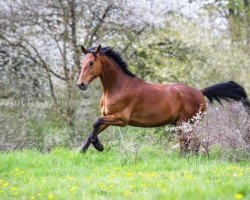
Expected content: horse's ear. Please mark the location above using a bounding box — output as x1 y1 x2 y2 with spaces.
81 45 88 54
95 45 101 54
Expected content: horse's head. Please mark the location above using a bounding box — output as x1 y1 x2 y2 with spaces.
77 45 102 91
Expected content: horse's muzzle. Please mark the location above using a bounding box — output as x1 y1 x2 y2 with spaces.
78 83 88 91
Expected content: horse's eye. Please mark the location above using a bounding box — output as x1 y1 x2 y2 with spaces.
89 61 94 66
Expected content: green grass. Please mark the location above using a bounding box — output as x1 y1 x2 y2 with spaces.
0 148 249 200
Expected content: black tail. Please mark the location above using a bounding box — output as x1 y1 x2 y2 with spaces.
202 81 250 112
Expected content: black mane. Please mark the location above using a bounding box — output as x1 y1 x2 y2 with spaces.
88 47 135 77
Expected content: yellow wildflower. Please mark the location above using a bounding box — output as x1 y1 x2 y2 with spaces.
2 182 8 188
69 186 78 193
126 172 134 178
235 193 244 199
98 184 105 189
124 190 132 197
109 185 114 189
185 174 193 180
48 193 54 200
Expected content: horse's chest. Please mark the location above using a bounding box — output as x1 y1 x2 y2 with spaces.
100 98 121 116
101 105 110 116
100 99 113 116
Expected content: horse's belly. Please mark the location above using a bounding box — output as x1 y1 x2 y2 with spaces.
128 109 178 127
128 120 174 127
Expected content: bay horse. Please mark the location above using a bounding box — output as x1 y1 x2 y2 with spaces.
77 45 250 153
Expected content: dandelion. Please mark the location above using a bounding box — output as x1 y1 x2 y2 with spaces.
124 190 132 197
11 187 17 191
184 174 193 180
2 182 8 188
14 168 25 176
125 172 134 178
48 193 54 200
146 172 157 178
109 185 114 189
98 184 105 190
235 193 244 199
11 187 18 195
69 186 78 193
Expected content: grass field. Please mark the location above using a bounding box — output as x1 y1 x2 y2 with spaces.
0 148 249 200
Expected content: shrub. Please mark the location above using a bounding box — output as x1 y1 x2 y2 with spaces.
171 102 250 161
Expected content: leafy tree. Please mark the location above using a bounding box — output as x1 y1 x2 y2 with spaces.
0 0 171 126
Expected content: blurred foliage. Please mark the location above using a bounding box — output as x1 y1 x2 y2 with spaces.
129 17 250 91
0 1 250 152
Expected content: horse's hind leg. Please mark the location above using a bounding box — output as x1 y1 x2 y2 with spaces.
177 130 190 155
201 141 210 158
176 119 191 155
189 135 201 156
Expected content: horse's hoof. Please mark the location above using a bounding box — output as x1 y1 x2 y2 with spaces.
79 150 86 154
79 147 88 154
92 140 104 152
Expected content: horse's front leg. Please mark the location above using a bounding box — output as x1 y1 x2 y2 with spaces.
79 125 107 153
80 114 128 153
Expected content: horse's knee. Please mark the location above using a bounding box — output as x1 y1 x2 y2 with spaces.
93 118 105 129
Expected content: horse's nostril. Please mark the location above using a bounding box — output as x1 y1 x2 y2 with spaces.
78 82 87 91
78 83 84 87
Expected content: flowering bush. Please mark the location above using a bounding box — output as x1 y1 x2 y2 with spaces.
169 102 250 161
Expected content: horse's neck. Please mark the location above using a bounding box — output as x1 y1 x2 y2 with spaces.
99 57 130 94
